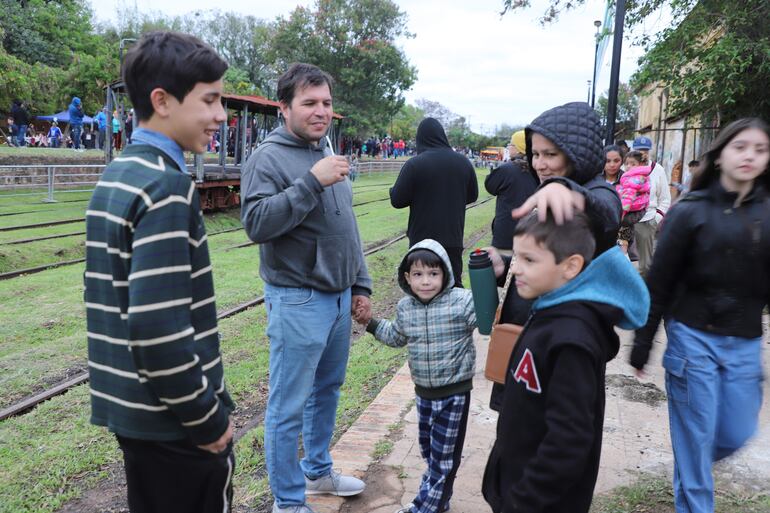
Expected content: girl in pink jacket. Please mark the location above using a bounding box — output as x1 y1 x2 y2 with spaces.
615 151 652 253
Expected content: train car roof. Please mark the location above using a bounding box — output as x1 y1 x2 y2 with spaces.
106 82 343 119
221 93 344 119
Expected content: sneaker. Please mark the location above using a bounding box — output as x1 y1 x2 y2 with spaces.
305 469 365 496
272 502 316 513
395 502 449 513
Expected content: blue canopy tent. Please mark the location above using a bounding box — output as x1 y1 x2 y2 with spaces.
36 110 95 125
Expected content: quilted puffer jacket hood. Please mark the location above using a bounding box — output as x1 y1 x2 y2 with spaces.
525 101 604 185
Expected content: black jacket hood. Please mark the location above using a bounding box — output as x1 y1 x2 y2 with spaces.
416 117 451 153
525 102 604 185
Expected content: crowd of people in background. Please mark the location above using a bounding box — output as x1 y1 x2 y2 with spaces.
341 135 410 159
3 97 135 152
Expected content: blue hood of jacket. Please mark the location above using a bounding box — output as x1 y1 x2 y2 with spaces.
68 97 84 125
532 246 649 330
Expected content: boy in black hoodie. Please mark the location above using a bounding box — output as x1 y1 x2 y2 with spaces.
482 211 649 513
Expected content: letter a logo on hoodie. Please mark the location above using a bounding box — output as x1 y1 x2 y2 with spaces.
513 349 541 393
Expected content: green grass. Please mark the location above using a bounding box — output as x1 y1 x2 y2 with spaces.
0 146 105 159
590 474 770 513
0 168 494 512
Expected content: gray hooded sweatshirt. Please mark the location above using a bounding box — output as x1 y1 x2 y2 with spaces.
240 126 371 295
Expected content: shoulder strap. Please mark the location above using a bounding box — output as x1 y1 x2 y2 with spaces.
493 256 517 325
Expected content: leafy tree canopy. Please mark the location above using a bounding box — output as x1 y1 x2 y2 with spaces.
389 103 424 141
501 0 770 122
268 0 418 135
596 82 638 140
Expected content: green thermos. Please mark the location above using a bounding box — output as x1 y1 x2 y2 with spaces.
468 249 499 335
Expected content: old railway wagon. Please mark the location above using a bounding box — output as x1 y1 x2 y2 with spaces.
104 83 343 211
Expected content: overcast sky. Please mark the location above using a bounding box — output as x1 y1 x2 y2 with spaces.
90 0 670 134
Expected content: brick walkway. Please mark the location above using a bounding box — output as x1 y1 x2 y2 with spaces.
307 329 770 513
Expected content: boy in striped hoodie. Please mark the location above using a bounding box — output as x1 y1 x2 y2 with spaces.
85 32 234 513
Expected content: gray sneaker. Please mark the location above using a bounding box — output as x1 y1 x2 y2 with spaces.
271 502 316 513
305 469 365 496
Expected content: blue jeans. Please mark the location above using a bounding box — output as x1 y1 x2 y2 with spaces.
664 319 763 513
16 124 26 146
72 125 82 149
263 284 352 507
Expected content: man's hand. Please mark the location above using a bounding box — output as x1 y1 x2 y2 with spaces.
481 246 505 278
197 417 233 454
511 182 585 224
311 156 350 187
352 295 372 325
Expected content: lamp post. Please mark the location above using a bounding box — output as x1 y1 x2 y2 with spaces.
605 0 627 144
590 19 602 108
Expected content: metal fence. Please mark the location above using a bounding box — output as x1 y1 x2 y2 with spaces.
0 159 404 205
0 164 105 202
355 160 405 174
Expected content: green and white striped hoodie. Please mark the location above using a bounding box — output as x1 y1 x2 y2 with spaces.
85 145 233 445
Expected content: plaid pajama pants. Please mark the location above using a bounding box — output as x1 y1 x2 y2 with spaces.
410 392 471 513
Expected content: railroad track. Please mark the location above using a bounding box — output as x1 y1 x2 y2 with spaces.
0 196 494 421
0 217 85 232
0 226 246 279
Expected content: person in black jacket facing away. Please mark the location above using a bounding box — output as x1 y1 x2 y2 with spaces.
483 211 648 513
10 100 30 147
485 130 538 255
485 101 623 411
390 117 478 286
630 118 770 513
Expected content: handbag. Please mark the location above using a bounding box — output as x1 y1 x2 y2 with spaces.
484 257 524 384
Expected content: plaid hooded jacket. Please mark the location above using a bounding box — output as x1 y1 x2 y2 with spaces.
368 239 477 398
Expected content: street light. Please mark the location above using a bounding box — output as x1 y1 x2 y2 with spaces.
590 19 602 109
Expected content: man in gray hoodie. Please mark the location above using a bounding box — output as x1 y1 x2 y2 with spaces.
241 63 371 513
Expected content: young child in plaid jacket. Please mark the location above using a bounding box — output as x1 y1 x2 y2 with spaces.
362 239 477 513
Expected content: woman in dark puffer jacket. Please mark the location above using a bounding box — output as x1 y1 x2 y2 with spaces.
486 101 622 410
630 118 770 513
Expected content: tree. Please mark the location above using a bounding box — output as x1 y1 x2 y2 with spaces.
180 11 275 97
390 103 424 141
268 0 417 135
0 0 100 67
415 98 458 128
596 82 638 140
501 0 770 122
223 67 263 96
632 1 770 122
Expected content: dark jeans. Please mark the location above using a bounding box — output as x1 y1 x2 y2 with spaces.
98 128 106 149
116 435 235 513
445 246 464 288
71 125 82 149
16 124 26 146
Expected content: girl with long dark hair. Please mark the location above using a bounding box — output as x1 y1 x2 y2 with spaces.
630 117 770 513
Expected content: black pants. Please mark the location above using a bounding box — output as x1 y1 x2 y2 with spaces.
444 246 464 288
116 435 235 513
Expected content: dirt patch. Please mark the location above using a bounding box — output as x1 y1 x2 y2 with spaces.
606 374 667 406
340 463 407 513
56 463 128 513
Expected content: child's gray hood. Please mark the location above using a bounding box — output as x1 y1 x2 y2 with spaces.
397 239 455 297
